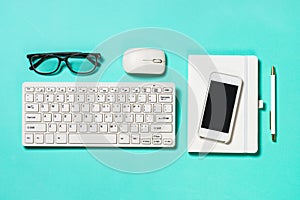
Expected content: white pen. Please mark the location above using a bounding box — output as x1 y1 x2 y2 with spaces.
270 66 276 142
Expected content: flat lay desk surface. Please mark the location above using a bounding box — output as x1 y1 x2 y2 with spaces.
1 0 300 199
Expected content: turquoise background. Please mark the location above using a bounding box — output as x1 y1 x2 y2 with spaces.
1 0 300 199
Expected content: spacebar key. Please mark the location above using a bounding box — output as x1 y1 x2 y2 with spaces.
69 134 117 144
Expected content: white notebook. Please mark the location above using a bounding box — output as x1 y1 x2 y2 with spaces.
188 55 259 153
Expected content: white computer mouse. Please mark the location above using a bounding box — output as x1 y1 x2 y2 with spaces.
122 48 166 74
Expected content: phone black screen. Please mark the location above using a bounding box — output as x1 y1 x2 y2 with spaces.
201 81 238 133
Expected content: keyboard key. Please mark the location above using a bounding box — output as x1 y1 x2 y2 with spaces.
25 104 38 112
86 94 95 102
163 87 173 93
25 114 41 122
153 139 162 145
99 124 108 132
138 94 146 102
135 114 144 123
112 104 121 113
120 123 128 133
35 134 44 144
150 124 172 132
153 87 161 93
140 124 149 133
68 124 77 132
107 94 115 102
66 94 75 102
109 124 118 133
163 138 173 145
119 134 130 144
79 124 88 132
35 87 45 92
131 134 140 144
95 114 103 122
25 94 34 102
89 124 97 132
43 114 52 122
40 104 49 112
25 124 46 132
56 133 67 144
45 134 54 144
122 104 131 113
132 104 142 113
81 104 90 112
144 104 152 113
92 104 100 112
141 138 151 145
61 104 70 112
45 94 54 102
130 124 139 133
155 114 172 123
53 113 62 122
145 114 154 123
67 87 76 92
46 87 55 92
56 94 65 102
153 104 162 113
58 124 67 132
158 95 172 103
163 104 172 113
35 94 44 102
57 87 66 92
25 133 34 144
148 94 157 102
50 104 59 112
99 87 108 93
25 87 34 92
48 123 57 132
69 134 117 144
78 87 87 93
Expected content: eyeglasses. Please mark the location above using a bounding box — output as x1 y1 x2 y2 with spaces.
27 52 101 75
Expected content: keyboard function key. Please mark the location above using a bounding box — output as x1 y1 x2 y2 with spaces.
163 87 173 93
46 87 56 92
25 87 34 92
57 87 66 92
67 87 76 92
78 87 87 93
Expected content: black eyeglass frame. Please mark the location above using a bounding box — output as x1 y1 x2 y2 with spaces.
26 52 101 75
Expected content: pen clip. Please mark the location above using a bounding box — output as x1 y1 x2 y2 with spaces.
269 111 271 130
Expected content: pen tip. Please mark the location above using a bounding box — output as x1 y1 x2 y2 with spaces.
272 134 276 142
271 66 276 75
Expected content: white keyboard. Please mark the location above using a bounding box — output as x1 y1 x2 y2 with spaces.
23 82 175 147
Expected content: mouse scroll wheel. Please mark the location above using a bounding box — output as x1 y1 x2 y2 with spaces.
153 59 163 63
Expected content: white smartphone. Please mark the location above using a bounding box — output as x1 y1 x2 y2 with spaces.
198 72 243 143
